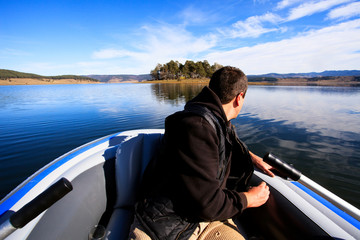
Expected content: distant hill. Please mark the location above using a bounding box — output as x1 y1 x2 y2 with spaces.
0 69 43 79
85 74 151 83
251 70 360 78
0 69 98 82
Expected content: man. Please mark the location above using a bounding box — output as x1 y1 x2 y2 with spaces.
128 66 274 240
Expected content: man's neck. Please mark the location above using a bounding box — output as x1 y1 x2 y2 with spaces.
222 102 236 121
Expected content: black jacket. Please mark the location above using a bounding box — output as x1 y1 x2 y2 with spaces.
136 87 254 239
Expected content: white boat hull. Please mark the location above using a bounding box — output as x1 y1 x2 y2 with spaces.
0 129 359 239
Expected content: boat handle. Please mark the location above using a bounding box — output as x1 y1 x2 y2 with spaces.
0 178 73 239
263 152 302 181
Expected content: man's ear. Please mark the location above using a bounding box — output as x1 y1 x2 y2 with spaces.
235 92 244 106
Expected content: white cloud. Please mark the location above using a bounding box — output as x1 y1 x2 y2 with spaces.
88 23 218 74
92 49 131 59
222 12 283 38
276 0 303 10
139 24 216 57
0 48 30 57
253 0 271 4
327 1 360 20
19 62 65 74
17 61 111 75
135 24 217 71
287 0 353 21
94 24 217 63
205 19 360 74
179 6 210 25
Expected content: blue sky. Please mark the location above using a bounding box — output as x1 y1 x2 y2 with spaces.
1 0 360 75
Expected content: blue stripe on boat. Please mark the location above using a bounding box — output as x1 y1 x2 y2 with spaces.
0 133 119 217
292 181 360 230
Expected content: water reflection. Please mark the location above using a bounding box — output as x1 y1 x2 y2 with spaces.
151 83 207 105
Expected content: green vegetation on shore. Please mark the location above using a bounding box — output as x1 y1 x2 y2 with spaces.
150 60 223 80
149 60 282 83
0 69 98 82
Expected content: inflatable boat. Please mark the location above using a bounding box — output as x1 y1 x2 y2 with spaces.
0 129 359 239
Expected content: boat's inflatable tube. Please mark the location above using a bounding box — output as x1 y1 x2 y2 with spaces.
264 152 360 222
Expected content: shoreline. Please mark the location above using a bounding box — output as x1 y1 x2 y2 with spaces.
1 77 359 87
140 78 360 87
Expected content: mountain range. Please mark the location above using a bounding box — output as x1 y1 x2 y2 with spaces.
87 70 360 82
85 74 151 83
250 70 360 79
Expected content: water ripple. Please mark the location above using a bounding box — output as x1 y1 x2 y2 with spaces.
1 84 359 208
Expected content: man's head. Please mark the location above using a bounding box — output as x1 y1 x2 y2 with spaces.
209 66 248 104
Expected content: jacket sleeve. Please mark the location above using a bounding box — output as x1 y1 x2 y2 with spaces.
166 115 247 221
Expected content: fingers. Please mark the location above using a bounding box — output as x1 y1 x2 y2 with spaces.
259 181 267 187
255 158 275 178
244 182 270 208
264 168 275 178
259 182 270 196
257 182 270 206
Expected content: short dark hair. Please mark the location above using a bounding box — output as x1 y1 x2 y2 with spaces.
209 66 248 104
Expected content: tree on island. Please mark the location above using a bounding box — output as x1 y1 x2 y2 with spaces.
150 60 223 80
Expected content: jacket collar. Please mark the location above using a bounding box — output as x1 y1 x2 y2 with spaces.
185 86 229 124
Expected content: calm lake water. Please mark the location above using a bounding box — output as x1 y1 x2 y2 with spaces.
0 83 359 209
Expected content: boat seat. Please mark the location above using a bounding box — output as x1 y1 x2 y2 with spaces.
106 133 163 240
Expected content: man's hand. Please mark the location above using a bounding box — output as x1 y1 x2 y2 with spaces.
244 182 270 208
249 151 275 177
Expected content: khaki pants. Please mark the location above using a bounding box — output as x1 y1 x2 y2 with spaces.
128 216 245 240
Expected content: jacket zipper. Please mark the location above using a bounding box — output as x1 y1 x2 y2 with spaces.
175 223 191 240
